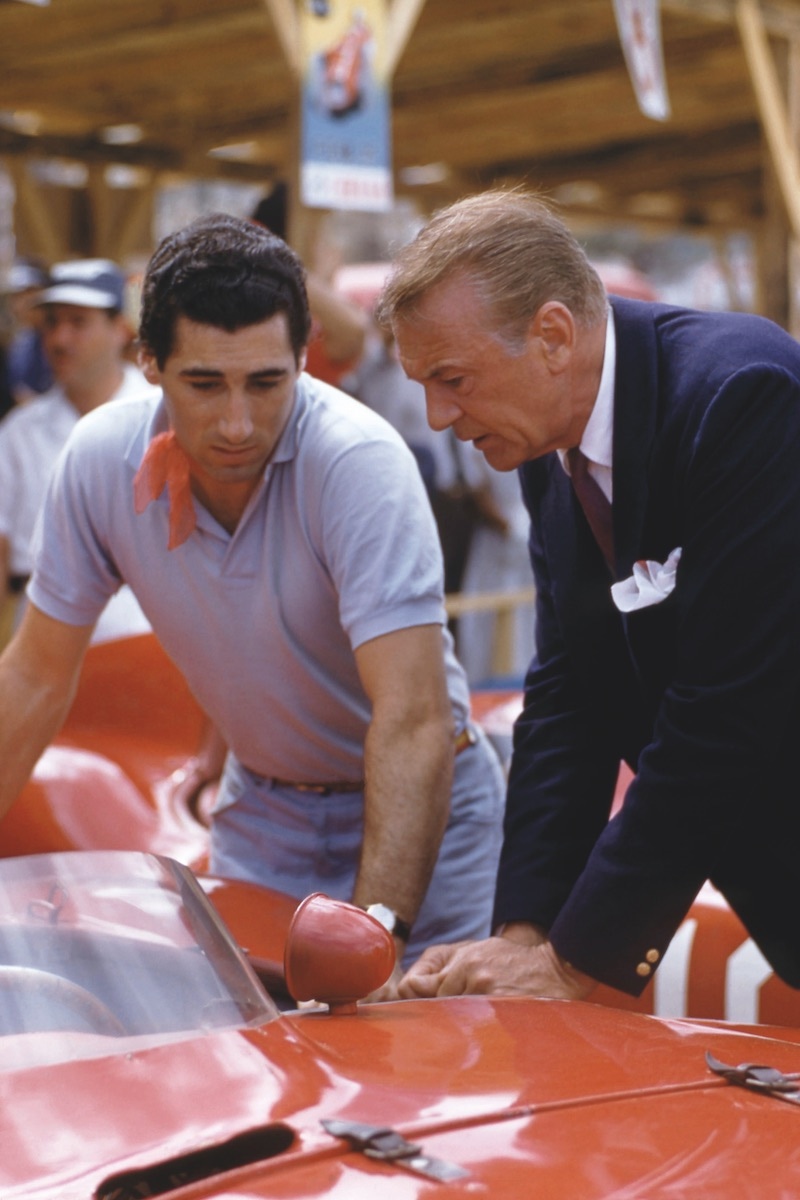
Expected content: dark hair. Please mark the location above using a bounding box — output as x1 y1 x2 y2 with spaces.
139 212 312 368
251 183 289 241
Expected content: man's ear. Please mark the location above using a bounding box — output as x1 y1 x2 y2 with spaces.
530 302 575 370
138 346 161 385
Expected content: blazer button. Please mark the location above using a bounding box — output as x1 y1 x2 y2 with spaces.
636 962 652 977
646 949 660 964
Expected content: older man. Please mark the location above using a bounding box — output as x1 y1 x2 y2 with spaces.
0 214 504 996
377 188 800 1001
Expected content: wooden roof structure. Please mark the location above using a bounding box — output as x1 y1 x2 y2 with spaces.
2 0 800 319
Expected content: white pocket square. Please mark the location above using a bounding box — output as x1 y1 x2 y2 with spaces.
611 547 682 613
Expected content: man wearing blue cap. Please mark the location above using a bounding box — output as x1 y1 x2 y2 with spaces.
0 258 154 637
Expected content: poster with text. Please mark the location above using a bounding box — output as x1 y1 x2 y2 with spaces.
301 0 393 211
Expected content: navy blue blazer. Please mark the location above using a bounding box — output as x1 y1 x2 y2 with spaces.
494 296 800 995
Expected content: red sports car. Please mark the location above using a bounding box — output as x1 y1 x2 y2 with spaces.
1 632 798 1031
2 847 800 1199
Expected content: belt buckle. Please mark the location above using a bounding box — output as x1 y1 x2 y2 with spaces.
290 782 331 795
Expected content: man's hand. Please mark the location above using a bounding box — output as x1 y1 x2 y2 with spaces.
364 961 404 1003
166 719 227 823
0 604 93 823
397 934 596 1001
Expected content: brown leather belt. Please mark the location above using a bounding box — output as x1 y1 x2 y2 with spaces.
270 725 479 796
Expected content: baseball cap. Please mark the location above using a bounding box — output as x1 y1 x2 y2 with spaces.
3 260 48 294
37 258 126 310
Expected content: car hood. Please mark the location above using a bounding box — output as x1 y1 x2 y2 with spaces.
3 996 800 1198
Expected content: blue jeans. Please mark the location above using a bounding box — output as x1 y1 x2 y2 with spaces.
209 727 506 968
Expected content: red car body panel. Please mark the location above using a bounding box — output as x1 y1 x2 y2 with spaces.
0 633 210 868
2 991 800 1198
1 635 798 1030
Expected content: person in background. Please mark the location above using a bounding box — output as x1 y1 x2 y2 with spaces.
376 187 800 1003
251 183 368 386
0 258 153 642
342 317 441 492
455 447 536 686
1 259 53 410
0 214 505 999
343 270 534 663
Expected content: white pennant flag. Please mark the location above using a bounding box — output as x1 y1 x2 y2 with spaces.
613 0 671 122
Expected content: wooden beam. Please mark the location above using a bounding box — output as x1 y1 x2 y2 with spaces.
0 11 273 76
262 0 301 78
757 135 791 322
111 172 159 264
87 162 112 256
664 0 800 39
735 0 800 240
386 0 427 77
788 36 800 335
713 232 749 309
6 158 64 261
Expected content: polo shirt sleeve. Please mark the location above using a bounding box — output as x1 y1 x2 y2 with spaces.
27 421 123 626
310 429 447 650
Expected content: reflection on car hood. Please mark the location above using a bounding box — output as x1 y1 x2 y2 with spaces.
3 991 800 1198
3 852 800 1198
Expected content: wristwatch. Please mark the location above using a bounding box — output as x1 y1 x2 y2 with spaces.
364 903 412 942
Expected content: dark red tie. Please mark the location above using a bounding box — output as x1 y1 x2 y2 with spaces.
567 447 615 574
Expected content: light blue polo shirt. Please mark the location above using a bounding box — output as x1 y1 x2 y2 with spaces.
29 373 470 782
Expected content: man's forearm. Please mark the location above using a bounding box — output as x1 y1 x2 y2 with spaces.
0 611 90 822
306 274 368 365
0 665 72 820
351 709 454 928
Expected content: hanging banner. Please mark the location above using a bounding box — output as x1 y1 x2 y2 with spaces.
613 0 671 122
300 0 393 212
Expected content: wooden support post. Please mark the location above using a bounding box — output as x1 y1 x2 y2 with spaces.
111 173 159 266
262 0 302 77
87 163 113 257
757 143 791 326
788 37 800 337
712 233 747 312
492 608 515 679
386 0 427 76
260 0 306 252
445 587 537 679
8 159 65 263
735 0 800 240
735 0 797 326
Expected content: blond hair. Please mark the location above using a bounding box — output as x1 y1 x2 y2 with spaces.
376 188 607 346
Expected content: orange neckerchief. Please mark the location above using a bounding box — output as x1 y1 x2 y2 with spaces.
133 430 196 550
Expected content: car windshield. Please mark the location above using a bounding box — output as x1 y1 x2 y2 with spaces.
0 851 279 1070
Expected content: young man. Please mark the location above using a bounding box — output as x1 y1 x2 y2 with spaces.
0 214 504 995
377 188 800 1002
